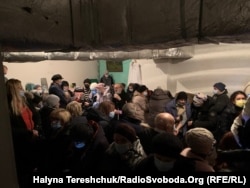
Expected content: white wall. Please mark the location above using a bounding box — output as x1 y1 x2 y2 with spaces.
136 43 250 96
3 60 98 89
3 43 250 97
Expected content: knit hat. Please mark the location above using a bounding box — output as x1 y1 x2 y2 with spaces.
51 74 63 81
213 82 226 91
152 132 183 158
45 94 60 108
114 123 137 143
176 91 187 101
193 92 208 107
242 97 250 117
185 128 216 155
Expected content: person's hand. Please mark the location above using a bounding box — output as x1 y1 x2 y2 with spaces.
32 129 39 137
113 93 121 100
187 120 193 127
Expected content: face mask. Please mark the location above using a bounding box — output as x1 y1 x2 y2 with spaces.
84 84 90 89
19 90 25 97
109 111 115 119
91 89 97 95
51 121 62 130
154 156 175 171
193 101 203 107
114 142 131 154
213 89 218 95
235 99 246 108
74 141 86 149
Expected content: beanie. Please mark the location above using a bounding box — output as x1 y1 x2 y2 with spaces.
242 97 250 117
176 91 187 101
152 132 183 158
193 92 208 107
114 123 137 143
185 127 216 155
213 82 226 92
45 94 60 108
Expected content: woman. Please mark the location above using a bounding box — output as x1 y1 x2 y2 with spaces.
6 78 41 185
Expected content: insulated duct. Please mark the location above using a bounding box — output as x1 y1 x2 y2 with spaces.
3 46 194 62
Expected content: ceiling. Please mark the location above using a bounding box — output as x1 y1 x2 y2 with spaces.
1 0 250 60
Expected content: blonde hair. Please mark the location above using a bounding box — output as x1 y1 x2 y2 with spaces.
50 108 71 125
66 101 83 117
6 78 26 115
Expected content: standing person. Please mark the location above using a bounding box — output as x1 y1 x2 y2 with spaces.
173 127 217 172
112 83 128 120
216 90 247 144
147 87 174 127
61 80 75 100
132 85 150 123
6 78 41 186
165 91 192 140
126 83 140 102
99 123 146 172
49 74 68 108
100 70 114 87
135 132 183 172
210 82 230 142
80 78 92 110
3 64 8 82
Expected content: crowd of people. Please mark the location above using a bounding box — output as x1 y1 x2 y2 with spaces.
3 67 250 187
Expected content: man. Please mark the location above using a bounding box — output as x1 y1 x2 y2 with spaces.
49 74 69 108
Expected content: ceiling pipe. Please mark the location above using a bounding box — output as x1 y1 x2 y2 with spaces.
3 46 194 62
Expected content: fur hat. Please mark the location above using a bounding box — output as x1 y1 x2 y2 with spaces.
45 94 60 108
213 82 226 91
114 123 137 143
51 74 63 81
176 91 187 101
193 92 208 107
242 97 250 117
152 132 183 158
185 127 216 155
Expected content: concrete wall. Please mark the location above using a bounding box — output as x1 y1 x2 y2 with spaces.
3 43 250 96
137 43 250 96
3 60 99 89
